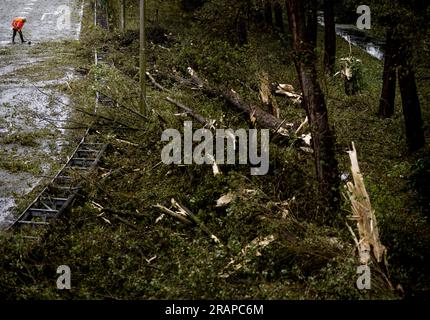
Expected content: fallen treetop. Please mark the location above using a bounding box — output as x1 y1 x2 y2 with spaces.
185 67 294 137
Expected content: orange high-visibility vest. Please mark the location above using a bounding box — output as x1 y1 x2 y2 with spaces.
12 18 26 31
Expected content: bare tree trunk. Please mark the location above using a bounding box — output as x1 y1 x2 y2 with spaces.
274 1 284 32
120 0 126 32
264 0 273 26
305 0 318 47
397 43 425 152
286 0 340 212
379 29 397 118
323 0 336 74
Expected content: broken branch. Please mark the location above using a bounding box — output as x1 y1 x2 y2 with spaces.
166 97 212 127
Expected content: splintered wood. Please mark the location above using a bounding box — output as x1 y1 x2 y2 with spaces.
259 71 280 118
346 142 386 265
155 198 223 246
275 83 302 104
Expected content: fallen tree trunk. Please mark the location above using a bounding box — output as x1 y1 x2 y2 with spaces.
166 97 211 127
186 68 293 137
150 69 299 139
146 71 170 92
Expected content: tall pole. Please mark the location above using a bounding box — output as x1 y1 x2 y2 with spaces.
120 0 126 32
140 0 147 114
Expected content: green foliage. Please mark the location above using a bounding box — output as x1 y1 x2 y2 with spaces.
197 0 244 29
409 155 430 216
176 39 253 84
179 0 205 12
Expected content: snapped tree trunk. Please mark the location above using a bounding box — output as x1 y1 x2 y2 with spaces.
286 0 340 212
378 28 397 118
274 1 284 32
345 77 359 96
323 0 336 74
397 43 425 152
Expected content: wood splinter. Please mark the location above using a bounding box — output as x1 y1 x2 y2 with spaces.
154 198 223 246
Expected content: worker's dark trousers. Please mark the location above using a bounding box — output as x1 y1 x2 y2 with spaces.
12 29 24 43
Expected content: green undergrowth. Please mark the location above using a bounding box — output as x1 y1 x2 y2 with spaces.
1 0 429 300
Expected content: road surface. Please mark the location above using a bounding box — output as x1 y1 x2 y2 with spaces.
0 0 84 225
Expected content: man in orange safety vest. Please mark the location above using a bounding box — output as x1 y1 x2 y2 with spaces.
11 17 27 44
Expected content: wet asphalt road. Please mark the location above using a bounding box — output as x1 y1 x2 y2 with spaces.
0 0 83 223
0 0 83 45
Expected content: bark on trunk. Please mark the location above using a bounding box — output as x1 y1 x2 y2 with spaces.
285 0 340 211
274 1 284 32
305 1 318 47
345 77 359 96
323 0 336 74
378 29 397 118
397 43 425 152
264 0 273 26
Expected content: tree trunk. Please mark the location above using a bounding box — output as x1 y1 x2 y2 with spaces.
378 29 397 118
305 0 318 47
120 0 126 32
264 0 273 26
274 1 284 32
323 0 336 74
285 0 340 212
344 77 359 96
397 43 425 152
